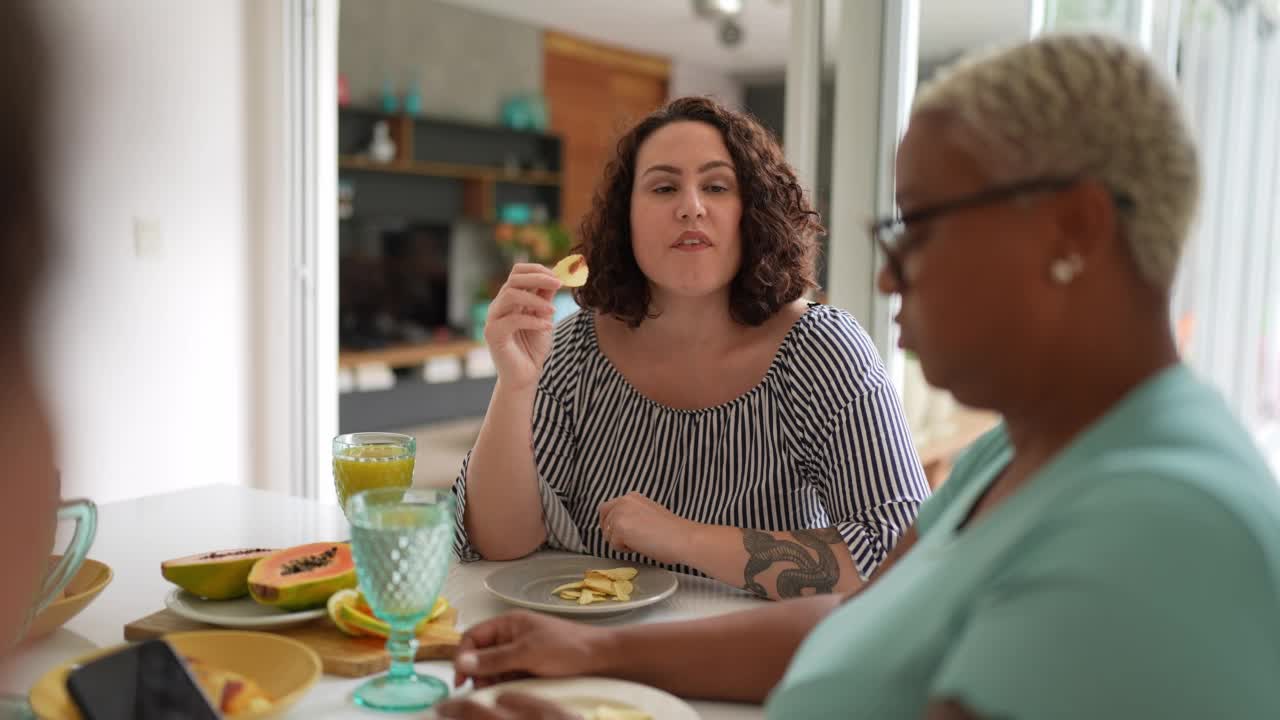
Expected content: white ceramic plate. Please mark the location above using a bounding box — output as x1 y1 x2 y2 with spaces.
458 677 700 719
164 589 326 630
483 556 678 617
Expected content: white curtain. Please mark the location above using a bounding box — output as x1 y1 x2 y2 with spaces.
1046 0 1280 472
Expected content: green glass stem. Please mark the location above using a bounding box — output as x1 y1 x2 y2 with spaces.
386 623 419 681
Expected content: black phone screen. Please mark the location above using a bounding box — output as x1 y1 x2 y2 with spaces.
65 639 221 720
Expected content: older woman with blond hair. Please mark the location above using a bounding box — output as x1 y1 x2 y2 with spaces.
436 33 1280 720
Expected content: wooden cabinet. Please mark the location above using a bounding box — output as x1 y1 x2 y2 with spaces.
543 31 669 234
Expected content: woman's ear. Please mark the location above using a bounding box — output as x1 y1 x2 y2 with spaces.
1052 179 1119 263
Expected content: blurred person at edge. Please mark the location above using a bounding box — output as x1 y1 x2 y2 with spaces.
0 0 64 662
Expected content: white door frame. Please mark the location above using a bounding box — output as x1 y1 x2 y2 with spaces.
824 0 918 390
283 0 339 502
784 0 823 199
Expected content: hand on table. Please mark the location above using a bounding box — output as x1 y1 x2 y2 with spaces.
451 611 610 690
598 492 699 565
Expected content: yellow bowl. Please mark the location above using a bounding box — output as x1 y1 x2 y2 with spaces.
23 558 113 643
29 630 322 719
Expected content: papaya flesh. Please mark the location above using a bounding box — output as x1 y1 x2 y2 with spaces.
161 548 276 600
247 542 357 611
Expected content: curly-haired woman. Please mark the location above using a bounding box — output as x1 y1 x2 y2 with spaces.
452 97 928 599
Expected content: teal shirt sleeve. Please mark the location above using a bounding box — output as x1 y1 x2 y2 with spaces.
929 477 1280 719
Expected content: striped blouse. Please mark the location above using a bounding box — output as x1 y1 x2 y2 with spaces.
451 303 930 579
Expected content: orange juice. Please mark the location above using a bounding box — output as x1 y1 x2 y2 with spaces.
333 444 415 511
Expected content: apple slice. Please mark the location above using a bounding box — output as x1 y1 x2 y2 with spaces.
551 254 589 288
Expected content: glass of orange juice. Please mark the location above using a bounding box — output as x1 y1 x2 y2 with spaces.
332 432 416 514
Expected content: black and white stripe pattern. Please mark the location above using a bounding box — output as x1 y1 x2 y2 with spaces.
452 304 930 579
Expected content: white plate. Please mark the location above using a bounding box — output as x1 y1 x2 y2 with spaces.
457 677 700 719
483 556 678 617
164 589 327 630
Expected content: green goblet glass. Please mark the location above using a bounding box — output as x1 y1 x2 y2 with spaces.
346 488 454 712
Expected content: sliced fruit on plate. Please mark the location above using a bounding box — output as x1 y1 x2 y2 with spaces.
589 568 638 581
582 576 614 594
327 588 450 639
550 566 638 604
184 656 273 716
551 254 588 287
247 542 357 612
161 548 276 600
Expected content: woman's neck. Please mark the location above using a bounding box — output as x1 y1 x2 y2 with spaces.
1000 321 1179 469
634 287 739 352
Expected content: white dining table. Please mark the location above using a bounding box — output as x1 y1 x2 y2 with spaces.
1 484 766 718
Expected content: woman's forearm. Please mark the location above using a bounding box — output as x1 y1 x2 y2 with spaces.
683 523 865 601
597 593 842 702
462 380 547 559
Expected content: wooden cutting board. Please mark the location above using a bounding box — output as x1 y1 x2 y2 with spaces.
123 607 461 678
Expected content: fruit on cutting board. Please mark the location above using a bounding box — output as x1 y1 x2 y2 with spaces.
327 589 449 639
161 548 276 600
247 542 357 611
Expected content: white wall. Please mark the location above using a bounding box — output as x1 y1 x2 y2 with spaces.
35 0 266 504
245 0 296 501
668 60 745 109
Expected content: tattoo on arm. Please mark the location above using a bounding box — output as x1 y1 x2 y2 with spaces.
740 526 844 598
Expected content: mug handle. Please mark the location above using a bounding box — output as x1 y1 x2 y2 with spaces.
35 499 98 614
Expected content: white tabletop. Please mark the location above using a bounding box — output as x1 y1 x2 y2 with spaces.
1 485 765 718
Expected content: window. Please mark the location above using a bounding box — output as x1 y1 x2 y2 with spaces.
1045 0 1280 473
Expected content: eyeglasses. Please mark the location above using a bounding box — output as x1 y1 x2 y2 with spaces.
867 176 1135 291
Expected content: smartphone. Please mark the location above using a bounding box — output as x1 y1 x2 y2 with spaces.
65 638 222 720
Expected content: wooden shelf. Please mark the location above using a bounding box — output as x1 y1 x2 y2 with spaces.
339 156 561 187
339 339 483 370
339 107 562 140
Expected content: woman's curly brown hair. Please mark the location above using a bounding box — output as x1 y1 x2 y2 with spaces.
572 96 823 327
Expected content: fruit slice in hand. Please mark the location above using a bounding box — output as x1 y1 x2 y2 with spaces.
551 254 589 288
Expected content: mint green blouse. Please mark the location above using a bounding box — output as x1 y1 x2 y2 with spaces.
768 364 1280 719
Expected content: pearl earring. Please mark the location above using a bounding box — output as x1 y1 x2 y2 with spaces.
1050 254 1084 285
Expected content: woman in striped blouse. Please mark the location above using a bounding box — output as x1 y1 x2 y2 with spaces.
453 96 928 599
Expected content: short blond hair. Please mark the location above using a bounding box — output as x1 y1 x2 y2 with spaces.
913 33 1199 290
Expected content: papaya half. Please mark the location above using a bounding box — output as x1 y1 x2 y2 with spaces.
247 542 357 611
161 548 276 600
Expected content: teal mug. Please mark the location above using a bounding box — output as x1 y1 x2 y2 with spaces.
18 499 97 643
0 499 97 718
